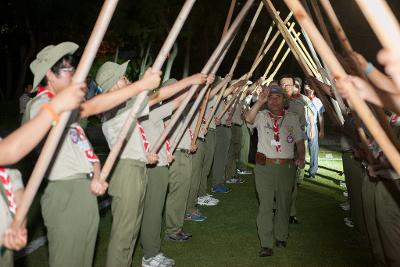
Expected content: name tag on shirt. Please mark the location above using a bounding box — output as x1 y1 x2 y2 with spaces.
271 140 281 146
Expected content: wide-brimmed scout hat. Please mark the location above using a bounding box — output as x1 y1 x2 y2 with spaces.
95 61 130 93
30 42 79 91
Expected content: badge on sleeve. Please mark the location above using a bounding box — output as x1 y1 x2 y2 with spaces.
69 129 79 144
287 135 294 143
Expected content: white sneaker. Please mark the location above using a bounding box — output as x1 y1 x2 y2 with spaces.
226 177 245 184
345 220 354 228
142 253 175 267
340 202 350 211
197 195 219 206
343 191 348 197
339 182 347 189
237 169 252 175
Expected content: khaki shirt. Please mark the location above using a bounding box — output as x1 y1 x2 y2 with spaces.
231 100 245 125
170 107 194 150
141 102 174 166
204 96 217 130
248 110 305 159
0 168 23 246
29 94 94 181
102 97 150 163
287 98 307 131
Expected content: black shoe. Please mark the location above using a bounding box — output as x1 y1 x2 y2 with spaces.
164 230 192 242
275 240 287 248
289 216 299 224
259 247 273 257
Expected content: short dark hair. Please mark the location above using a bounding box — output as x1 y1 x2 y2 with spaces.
278 74 295 85
39 54 76 87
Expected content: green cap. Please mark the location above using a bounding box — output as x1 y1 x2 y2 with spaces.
30 42 79 91
268 84 286 96
95 61 130 93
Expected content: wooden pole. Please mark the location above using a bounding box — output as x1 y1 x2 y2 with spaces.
191 0 263 146
100 0 197 180
284 0 400 174
262 28 295 79
355 0 400 57
287 23 318 71
150 0 255 154
222 0 237 38
13 0 120 228
263 0 342 126
170 33 237 152
190 75 231 148
320 0 400 151
309 0 334 49
267 47 291 82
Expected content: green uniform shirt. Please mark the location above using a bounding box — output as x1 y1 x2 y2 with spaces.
102 97 149 163
170 107 194 150
248 110 305 159
29 94 95 181
231 100 245 125
141 102 174 166
205 96 217 130
287 98 307 130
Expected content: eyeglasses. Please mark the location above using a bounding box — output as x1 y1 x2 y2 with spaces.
59 67 75 73
280 83 293 88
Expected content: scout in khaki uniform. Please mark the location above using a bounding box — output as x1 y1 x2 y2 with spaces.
245 85 305 257
140 74 210 267
0 83 84 267
212 96 233 193
225 97 246 184
279 75 314 224
164 106 196 241
362 114 400 267
94 61 161 267
26 42 160 267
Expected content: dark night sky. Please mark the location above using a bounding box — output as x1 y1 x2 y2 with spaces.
1 0 400 100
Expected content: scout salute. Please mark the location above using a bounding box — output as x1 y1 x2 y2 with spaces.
26 42 160 267
0 81 85 267
245 85 305 257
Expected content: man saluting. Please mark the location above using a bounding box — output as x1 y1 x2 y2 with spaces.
245 84 305 257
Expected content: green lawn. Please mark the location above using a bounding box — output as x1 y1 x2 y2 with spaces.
15 145 373 267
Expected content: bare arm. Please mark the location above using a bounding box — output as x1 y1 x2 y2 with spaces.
81 68 161 118
352 52 399 94
149 73 207 107
295 139 306 169
0 83 85 166
319 112 325 138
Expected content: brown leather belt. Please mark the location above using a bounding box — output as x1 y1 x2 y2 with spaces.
176 149 191 154
256 152 293 165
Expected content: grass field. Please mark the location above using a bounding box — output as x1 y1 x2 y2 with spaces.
13 144 374 267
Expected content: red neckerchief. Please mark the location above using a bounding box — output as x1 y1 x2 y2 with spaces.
74 125 99 163
137 122 150 152
164 123 171 156
268 110 286 152
0 168 16 214
390 114 398 126
37 87 55 98
308 95 316 100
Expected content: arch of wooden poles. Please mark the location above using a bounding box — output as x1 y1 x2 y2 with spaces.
12 0 400 232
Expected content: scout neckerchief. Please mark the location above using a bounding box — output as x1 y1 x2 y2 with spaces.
37 87 55 98
137 122 150 152
74 126 99 163
268 110 286 153
164 123 172 157
0 168 16 214
390 114 398 126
